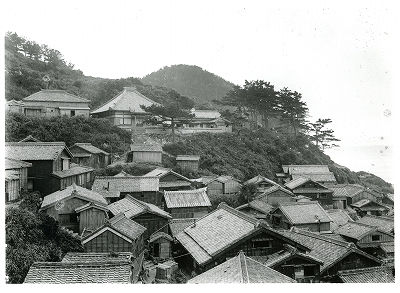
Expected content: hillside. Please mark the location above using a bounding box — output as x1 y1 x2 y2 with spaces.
141 64 235 105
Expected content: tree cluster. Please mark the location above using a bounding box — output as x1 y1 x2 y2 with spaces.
307 118 341 150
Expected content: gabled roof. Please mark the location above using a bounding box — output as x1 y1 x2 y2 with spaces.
18 135 40 142
108 213 147 240
91 176 159 198
5 142 73 161
193 110 221 119
350 199 388 211
70 143 109 155
175 203 309 266
329 184 365 198
107 195 171 219
5 157 32 169
168 218 196 238
273 202 332 225
143 167 190 182
23 89 90 103
236 199 274 215
278 228 381 273
379 242 394 254
176 155 200 161
149 231 173 243
284 176 331 191
5 170 19 181
337 266 394 283
282 165 330 174
327 209 354 230
130 144 162 152
62 252 133 263
256 185 295 198
90 87 158 114
23 261 133 283
334 222 383 241
187 251 296 283
164 188 211 208
75 201 109 213
356 215 394 234
113 170 134 177
52 165 94 178
291 173 337 183
41 184 107 210
243 175 279 186
208 175 241 184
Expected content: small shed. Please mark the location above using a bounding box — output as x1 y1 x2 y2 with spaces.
163 188 211 218
256 185 296 207
128 144 162 163
176 155 200 171
75 202 109 233
206 175 241 196
5 171 20 202
69 143 111 169
149 232 173 258
155 260 178 281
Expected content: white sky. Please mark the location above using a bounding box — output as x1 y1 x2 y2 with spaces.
2 0 398 183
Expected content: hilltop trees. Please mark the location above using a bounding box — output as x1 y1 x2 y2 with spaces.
308 118 340 150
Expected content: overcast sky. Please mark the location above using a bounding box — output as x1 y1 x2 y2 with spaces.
2 0 398 183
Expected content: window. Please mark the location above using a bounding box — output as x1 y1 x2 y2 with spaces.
304 266 315 277
294 267 304 278
71 110 75 117
62 158 70 170
252 240 272 248
320 193 327 199
70 213 79 223
372 235 381 241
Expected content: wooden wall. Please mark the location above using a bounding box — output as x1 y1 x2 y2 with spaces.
79 208 108 234
131 213 169 239
223 180 241 194
176 160 199 171
170 207 208 219
84 230 132 253
258 190 295 206
207 181 223 196
5 179 20 202
131 151 162 163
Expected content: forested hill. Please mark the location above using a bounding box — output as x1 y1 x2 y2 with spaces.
141 65 235 104
4 32 195 109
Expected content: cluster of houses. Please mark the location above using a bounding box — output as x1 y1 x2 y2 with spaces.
5 132 394 283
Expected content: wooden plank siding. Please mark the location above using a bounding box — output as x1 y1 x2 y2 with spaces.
79 208 108 234
223 181 241 194
170 207 209 219
131 152 162 163
131 214 169 239
176 161 199 171
84 230 132 253
359 231 394 244
257 190 295 206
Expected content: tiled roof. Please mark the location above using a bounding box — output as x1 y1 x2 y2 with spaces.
5 157 32 169
385 193 394 202
130 144 162 152
256 185 294 198
168 218 196 238
283 165 330 174
278 228 381 273
5 170 19 180
334 221 378 240
274 202 332 225
18 135 40 142
291 173 336 182
52 165 94 178
92 176 159 198
149 231 173 243
193 110 221 119
327 209 354 230
108 213 147 240
236 199 274 215
24 261 132 283
243 175 278 186
212 175 241 183
23 89 90 103
356 215 394 234
380 242 394 254
5 142 72 161
187 251 296 283
284 176 310 189
328 184 365 198
337 266 394 283
90 87 158 114
190 176 217 185
164 188 211 208
176 155 200 161
41 184 107 209
107 195 171 219
62 252 133 263
159 181 192 188
351 199 387 210
70 143 109 155
144 167 190 181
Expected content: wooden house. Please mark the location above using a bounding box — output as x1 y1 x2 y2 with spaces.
243 175 280 195
329 184 384 209
149 232 173 258
333 221 394 255
82 213 146 256
22 89 90 117
326 209 354 231
271 202 332 232
5 158 32 201
91 176 160 205
107 195 172 239
176 155 200 171
356 215 394 235
188 251 296 283
90 87 159 132
69 143 111 169
175 110 232 134
40 183 108 233
163 188 211 218
376 242 394 261
205 175 241 197
6 99 24 113
5 141 94 196
284 177 333 207
236 199 274 220
174 203 310 272
128 144 162 163
350 199 389 217
254 244 324 283
255 185 296 206
278 228 382 282
143 167 192 191
334 266 394 283
279 165 337 186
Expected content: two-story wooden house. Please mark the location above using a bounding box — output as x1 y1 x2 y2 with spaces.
236 199 274 220
329 184 384 210
69 143 111 169
40 183 108 233
163 188 211 218
279 165 337 186
243 175 280 195
22 89 90 117
284 177 333 207
143 167 192 191
255 185 296 206
5 141 94 196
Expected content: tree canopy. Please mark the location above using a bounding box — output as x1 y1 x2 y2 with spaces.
308 118 340 150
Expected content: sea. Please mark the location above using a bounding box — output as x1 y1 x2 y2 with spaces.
324 144 394 187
